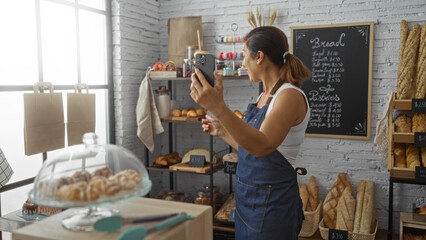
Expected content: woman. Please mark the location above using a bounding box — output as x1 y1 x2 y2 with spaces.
190 26 311 239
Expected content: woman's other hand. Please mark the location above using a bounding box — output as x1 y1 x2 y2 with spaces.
201 115 227 137
190 69 226 116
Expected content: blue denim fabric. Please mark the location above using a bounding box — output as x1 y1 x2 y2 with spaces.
235 103 303 240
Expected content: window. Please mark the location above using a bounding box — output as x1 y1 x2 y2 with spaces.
0 0 113 221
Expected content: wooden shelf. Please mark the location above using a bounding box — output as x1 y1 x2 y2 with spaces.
147 165 223 175
392 132 415 143
213 223 235 232
150 76 249 81
400 212 426 240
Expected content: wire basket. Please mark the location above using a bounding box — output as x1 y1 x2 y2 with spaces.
299 200 322 237
319 218 378 240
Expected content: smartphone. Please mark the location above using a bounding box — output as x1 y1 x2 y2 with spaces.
195 53 215 87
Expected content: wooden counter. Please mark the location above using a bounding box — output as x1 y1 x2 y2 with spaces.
12 197 212 240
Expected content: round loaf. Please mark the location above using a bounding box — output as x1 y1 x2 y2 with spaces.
172 109 182 117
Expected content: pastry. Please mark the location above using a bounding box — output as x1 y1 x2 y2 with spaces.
299 184 309 211
406 144 421 169
172 109 181 117
187 110 197 118
181 109 189 116
196 108 205 117
118 169 142 183
234 110 243 119
22 199 38 215
55 176 74 189
92 167 114 178
103 181 122 195
152 62 164 71
109 174 136 190
155 155 168 166
163 61 176 71
88 176 109 194
72 170 91 183
394 143 406 168
394 114 412 132
335 187 356 232
412 113 426 132
323 173 352 229
57 181 100 202
307 176 319 211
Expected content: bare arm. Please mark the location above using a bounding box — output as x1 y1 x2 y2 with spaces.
191 69 306 157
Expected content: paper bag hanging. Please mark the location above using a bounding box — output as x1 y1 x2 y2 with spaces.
168 16 203 67
24 82 65 155
67 83 96 146
0 148 14 188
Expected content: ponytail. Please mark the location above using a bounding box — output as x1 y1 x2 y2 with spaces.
279 54 311 88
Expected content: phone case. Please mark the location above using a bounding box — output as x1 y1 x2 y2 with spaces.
195 54 215 87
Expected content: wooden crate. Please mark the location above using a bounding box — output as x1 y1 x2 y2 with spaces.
169 162 221 174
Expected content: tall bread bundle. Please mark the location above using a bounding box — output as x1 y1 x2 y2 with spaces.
299 184 309 211
353 180 375 234
335 187 356 232
307 176 319 211
415 23 426 99
323 173 352 228
397 22 421 99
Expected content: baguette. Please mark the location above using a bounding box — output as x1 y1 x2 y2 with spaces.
335 187 356 232
307 176 319 211
398 24 421 99
353 180 375 233
299 184 309 211
394 143 407 168
359 185 375 234
397 20 409 95
406 144 421 169
415 23 426 99
323 173 352 229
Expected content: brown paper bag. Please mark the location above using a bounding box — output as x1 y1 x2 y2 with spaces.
67 84 96 146
24 82 65 155
168 16 203 67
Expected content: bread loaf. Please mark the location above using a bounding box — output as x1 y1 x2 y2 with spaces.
323 173 352 229
415 23 426 99
422 147 426 167
214 193 235 221
182 148 220 164
353 180 375 234
299 184 309 211
395 114 412 132
412 113 426 133
335 187 356 232
307 176 319 211
398 24 421 99
394 143 407 168
406 144 421 169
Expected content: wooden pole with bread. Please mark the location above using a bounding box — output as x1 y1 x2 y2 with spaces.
415 23 426 99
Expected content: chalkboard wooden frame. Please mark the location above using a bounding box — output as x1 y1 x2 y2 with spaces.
291 22 373 140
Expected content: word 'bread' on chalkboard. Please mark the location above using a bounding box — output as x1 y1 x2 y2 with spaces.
415 167 426 183
224 161 237 174
189 155 206 167
414 132 426 147
328 229 348 240
291 22 373 140
412 99 426 113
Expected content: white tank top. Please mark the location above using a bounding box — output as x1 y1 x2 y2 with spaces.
257 83 310 162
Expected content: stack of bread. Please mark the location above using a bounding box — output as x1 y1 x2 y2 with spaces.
299 176 319 212
396 20 425 99
154 152 182 167
322 173 376 234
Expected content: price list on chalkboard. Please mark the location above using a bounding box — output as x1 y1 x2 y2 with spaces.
291 23 373 139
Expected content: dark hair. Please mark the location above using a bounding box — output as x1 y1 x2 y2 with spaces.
245 26 311 88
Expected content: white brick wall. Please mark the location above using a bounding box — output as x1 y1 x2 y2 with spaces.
113 0 426 232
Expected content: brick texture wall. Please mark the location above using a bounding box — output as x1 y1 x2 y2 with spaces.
113 0 426 232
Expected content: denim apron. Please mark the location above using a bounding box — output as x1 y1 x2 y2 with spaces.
235 80 304 240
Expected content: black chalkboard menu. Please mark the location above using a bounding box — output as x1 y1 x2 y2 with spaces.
291 22 373 139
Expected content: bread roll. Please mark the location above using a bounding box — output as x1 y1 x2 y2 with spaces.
307 176 319 211
187 110 197 118
196 108 205 117
335 187 356 232
323 173 352 229
181 109 189 116
395 114 412 132
299 184 309 211
172 109 182 117
412 113 426 132
394 143 407 168
406 144 421 169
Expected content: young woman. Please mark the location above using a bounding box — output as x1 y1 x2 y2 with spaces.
190 26 311 239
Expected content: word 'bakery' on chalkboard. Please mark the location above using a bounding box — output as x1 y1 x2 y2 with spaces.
291 22 373 140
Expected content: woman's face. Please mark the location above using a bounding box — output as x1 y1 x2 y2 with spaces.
242 44 260 83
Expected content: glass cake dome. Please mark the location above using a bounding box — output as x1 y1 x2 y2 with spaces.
28 133 152 231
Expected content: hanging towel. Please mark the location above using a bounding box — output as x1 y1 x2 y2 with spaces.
374 93 392 167
136 67 164 152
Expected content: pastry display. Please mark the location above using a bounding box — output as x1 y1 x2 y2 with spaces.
335 187 356 232
394 114 412 132
214 193 236 221
412 113 426 132
323 172 352 229
154 152 182 167
92 167 114 178
181 148 220 164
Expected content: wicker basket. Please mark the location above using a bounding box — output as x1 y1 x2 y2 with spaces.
319 218 378 240
299 200 322 237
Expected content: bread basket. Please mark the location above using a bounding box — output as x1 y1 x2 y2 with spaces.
299 200 322 237
318 218 378 240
